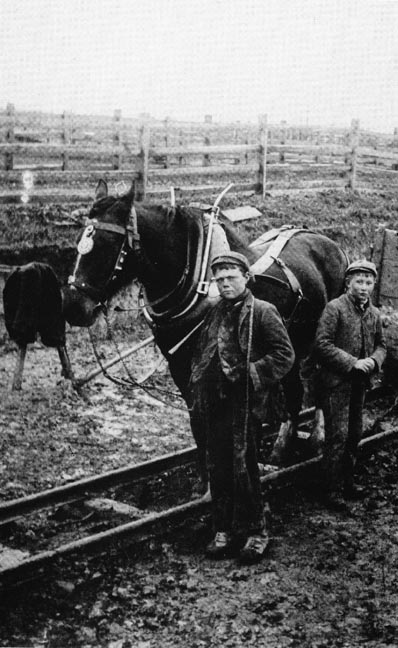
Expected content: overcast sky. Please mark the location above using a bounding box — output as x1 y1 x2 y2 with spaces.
1 0 397 132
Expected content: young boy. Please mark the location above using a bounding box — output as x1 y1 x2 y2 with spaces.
314 259 386 510
190 251 295 562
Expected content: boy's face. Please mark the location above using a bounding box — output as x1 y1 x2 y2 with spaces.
213 264 249 300
346 271 375 304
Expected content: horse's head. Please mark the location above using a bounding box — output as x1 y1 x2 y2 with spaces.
63 179 139 326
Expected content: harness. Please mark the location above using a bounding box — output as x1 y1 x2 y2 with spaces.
69 191 305 354
249 225 305 327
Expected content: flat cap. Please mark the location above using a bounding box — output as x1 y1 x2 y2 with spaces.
345 259 377 278
210 251 251 273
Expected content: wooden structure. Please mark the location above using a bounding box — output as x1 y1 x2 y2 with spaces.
1 105 398 202
373 229 398 309
373 228 398 368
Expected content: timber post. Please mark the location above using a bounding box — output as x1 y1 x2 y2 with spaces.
136 120 150 201
257 114 268 199
61 111 71 171
204 115 212 167
178 129 184 167
5 103 15 171
348 118 360 190
113 109 122 170
163 117 170 169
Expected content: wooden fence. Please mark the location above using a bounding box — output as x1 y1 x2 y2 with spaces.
1 104 398 202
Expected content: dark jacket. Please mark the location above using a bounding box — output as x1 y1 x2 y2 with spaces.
191 291 295 417
314 293 386 389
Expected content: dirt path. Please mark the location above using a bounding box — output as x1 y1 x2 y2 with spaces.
0 332 192 498
1 432 398 647
1 333 398 646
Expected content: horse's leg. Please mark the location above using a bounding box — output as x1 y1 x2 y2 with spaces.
269 359 303 465
12 345 27 391
57 345 74 381
167 353 208 494
283 358 304 427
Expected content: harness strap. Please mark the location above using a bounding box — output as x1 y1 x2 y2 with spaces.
249 227 305 329
270 256 303 297
250 226 303 275
127 205 141 251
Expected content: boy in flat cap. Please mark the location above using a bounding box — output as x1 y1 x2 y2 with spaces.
190 251 295 563
314 259 386 509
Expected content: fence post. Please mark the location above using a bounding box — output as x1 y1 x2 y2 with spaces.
257 114 268 198
61 111 71 171
163 117 170 169
113 109 122 170
5 103 15 171
204 115 212 167
178 129 184 167
348 118 360 190
136 120 150 201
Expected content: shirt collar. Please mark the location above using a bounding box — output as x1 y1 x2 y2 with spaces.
347 292 370 312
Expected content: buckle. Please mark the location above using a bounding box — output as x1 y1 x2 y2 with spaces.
197 280 210 295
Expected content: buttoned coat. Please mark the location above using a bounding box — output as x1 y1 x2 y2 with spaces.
191 291 295 418
314 293 386 389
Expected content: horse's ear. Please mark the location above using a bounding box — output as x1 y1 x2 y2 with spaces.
95 179 108 201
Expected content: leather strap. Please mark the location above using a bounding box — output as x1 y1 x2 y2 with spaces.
250 226 303 275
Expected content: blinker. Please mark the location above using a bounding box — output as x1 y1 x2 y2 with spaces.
77 223 96 255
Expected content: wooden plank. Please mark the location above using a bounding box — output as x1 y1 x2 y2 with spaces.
147 181 257 195
153 143 258 156
0 545 30 571
372 229 385 305
377 229 398 307
357 165 398 175
358 147 398 161
0 142 138 157
268 143 350 155
222 206 262 222
150 162 258 177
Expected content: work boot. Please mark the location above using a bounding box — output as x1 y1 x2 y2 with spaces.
205 531 234 559
239 533 270 564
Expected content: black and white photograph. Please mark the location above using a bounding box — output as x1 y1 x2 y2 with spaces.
1 1 398 646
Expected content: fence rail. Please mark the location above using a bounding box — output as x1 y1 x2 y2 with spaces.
1 104 398 202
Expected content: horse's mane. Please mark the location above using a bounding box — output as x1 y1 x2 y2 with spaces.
88 196 253 263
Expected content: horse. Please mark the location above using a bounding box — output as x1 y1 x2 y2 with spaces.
63 180 348 487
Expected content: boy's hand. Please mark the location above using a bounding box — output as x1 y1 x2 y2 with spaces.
354 358 376 374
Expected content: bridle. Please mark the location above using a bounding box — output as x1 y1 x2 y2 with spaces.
67 204 140 305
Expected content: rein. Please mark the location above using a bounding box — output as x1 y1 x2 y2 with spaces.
87 313 187 410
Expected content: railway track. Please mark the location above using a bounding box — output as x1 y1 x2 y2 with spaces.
0 402 397 590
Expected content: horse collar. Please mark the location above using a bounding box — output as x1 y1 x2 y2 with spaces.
126 205 141 251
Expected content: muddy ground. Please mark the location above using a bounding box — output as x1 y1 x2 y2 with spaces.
1 186 398 647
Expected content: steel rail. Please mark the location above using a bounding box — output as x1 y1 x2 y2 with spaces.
0 407 316 526
1 422 397 587
0 447 197 525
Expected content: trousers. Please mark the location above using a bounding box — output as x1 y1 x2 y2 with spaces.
192 374 266 536
321 377 366 493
